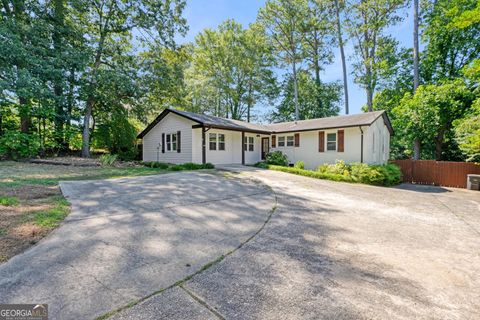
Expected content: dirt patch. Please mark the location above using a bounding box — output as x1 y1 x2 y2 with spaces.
0 185 60 200
0 185 63 263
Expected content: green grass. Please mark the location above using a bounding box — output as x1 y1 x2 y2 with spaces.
0 196 19 206
0 161 174 188
33 199 70 228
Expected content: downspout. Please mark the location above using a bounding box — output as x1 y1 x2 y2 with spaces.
202 127 206 164
359 126 364 163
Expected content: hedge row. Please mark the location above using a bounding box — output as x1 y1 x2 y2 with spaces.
142 162 215 171
256 161 402 187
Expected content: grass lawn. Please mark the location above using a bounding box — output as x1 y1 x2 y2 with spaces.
0 161 169 263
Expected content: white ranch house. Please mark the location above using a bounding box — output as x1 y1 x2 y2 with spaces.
138 108 393 170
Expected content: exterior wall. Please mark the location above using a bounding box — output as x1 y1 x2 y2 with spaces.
142 113 194 163
192 128 265 165
363 117 390 164
270 127 364 170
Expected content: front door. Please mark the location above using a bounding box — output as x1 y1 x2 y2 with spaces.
261 137 269 160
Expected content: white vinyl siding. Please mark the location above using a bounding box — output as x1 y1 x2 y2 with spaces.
142 113 194 163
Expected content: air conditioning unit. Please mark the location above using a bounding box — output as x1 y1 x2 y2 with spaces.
467 174 480 191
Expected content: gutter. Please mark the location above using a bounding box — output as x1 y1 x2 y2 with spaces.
359 126 364 163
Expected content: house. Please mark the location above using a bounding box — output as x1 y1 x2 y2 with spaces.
137 108 393 170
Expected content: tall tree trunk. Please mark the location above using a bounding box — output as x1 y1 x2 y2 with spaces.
366 65 373 112
435 128 444 160
81 32 105 158
19 96 30 133
53 0 65 149
413 0 421 160
81 98 93 157
292 59 299 121
334 0 349 114
65 68 75 150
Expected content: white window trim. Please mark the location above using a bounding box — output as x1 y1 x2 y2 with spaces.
165 133 177 152
326 132 337 152
244 136 254 152
209 132 226 151
277 135 294 148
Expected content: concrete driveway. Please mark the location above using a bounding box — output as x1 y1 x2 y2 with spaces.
111 166 480 320
0 171 276 320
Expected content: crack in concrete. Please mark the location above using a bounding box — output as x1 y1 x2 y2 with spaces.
179 284 225 320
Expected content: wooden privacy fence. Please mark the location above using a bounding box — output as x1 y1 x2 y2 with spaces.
392 160 480 188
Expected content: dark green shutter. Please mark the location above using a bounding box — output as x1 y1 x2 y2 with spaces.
177 131 181 153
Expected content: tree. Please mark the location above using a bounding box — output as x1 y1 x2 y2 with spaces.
258 0 310 120
421 0 480 82
304 0 336 114
78 0 187 157
392 80 474 160
270 70 341 122
189 20 276 120
412 0 421 159
331 0 350 114
346 0 406 111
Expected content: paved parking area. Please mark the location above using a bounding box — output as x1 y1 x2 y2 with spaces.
0 171 275 320
112 166 480 320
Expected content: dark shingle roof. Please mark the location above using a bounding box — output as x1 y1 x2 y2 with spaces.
137 108 392 138
265 111 390 133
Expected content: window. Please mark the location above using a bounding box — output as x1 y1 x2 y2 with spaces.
166 133 177 152
209 133 217 150
209 133 226 151
327 133 336 151
218 134 225 151
278 136 285 147
244 136 254 151
286 136 294 147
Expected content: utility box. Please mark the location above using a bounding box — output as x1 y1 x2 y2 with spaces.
467 174 480 190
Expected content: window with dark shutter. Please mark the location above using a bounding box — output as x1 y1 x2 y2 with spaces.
337 130 344 152
177 131 181 153
272 135 276 148
294 133 300 147
161 133 165 153
318 131 325 152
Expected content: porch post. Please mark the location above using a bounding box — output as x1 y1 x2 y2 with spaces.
202 126 206 164
241 131 245 165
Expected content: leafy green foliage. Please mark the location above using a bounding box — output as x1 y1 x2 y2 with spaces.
0 132 40 159
454 103 480 161
392 80 475 160
265 151 289 166
266 160 401 186
270 71 340 121
294 160 305 169
99 154 118 167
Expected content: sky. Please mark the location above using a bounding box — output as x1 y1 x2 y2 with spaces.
177 0 414 119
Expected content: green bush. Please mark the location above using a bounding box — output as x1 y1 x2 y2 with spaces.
294 160 305 169
265 151 288 166
142 161 170 169
99 154 118 166
254 161 269 169
264 161 402 187
0 131 40 159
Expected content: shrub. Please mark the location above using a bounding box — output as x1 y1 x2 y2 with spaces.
294 160 305 169
254 161 269 169
142 161 170 169
0 131 40 159
99 154 118 166
265 151 288 166
266 161 402 187
169 164 183 171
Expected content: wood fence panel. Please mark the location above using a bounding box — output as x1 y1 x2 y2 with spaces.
392 160 480 189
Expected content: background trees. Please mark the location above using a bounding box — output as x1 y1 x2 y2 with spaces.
0 0 478 162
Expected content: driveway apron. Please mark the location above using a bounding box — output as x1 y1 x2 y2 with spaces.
0 171 276 320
